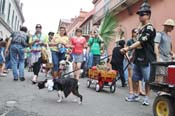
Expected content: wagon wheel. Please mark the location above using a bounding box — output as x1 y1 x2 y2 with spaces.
153 95 174 116
86 80 91 88
110 84 116 93
95 84 101 92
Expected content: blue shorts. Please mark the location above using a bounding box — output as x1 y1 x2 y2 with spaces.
132 64 151 83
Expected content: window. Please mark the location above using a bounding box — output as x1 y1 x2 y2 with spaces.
0 0 2 12
7 3 11 22
17 20 19 30
15 16 17 30
1 0 6 14
11 10 14 28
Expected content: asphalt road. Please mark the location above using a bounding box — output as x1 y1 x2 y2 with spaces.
0 70 156 116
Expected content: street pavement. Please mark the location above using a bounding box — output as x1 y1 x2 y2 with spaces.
0 70 156 116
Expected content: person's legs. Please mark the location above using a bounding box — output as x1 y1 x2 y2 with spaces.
141 64 151 105
18 45 25 80
87 53 93 68
32 57 42 83
93 55 100 66
128 65 133 94
76 62 82 80
52 51 59 78
126 64 141 102
118 68 125 87
10 45 18 80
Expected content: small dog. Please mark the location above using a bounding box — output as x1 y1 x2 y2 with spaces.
37 78 83 104
59 60 74 78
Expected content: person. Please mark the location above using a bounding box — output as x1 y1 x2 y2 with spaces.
154 19 175 82
0 40 7 76
70 28 87 81
5 26 28 81
41 32 54 77
88 31 103 67
121 2 156 106
5 38 11 70
125 28 145 101
49 27 69 78
30 24 48 84
110 40 126 87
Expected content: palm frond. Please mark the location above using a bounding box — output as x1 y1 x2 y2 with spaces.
98 11 118 47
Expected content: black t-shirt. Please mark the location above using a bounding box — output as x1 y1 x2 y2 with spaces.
134 24 156 66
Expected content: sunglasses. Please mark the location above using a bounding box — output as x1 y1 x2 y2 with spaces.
139 13 148 17
36 26 42 28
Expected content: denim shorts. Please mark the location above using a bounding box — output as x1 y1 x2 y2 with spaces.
72 53 84 63
132 64 151 83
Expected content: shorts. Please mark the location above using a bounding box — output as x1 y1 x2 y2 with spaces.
72 53 84 63
132 64 151 83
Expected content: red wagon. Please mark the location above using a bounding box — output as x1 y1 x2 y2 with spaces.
87 66 117 93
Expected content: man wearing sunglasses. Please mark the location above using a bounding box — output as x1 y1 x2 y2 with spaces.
121 2 156 106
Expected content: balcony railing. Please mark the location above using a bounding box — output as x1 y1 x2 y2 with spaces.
93 0 139 24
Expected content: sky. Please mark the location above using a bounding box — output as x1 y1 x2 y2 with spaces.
20 0 94 34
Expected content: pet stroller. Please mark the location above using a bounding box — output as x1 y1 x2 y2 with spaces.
149 61 175 116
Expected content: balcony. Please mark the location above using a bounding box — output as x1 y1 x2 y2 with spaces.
93 0 139 24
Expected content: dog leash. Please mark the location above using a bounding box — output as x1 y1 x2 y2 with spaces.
62 68 81 77
123 54 131 71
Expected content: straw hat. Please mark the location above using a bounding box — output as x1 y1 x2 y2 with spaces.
163 19 175 26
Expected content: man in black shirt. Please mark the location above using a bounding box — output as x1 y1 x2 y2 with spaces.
121 2 156 106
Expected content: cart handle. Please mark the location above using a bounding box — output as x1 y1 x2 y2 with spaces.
151 62 175 66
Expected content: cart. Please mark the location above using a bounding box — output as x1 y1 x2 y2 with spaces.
87 66 117 93
149 62 175 116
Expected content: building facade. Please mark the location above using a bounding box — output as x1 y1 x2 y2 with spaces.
58 18 71 32
0 0 24 39
66 10 88 37
93 0 175 53
79 9 95 40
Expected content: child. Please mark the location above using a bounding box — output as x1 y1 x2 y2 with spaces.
110 40 125 87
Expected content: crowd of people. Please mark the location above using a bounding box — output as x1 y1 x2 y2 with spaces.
0 2 175 107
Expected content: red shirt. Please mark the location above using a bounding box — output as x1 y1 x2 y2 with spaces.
70 36 86 54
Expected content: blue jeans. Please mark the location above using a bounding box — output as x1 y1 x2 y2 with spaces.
51 51 65 71
10 44 25 79
123 58 128 82
5 53 11 69
52 51 59 71
87 53 93 68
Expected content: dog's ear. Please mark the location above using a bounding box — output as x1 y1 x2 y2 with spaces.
66 61 69 65
44 79 48 83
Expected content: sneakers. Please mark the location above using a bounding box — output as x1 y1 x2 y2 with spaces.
20 77 25 81
0 73 7 77
32 75 37 84
125 94 140 102
14 78 18 81
142 96 149 106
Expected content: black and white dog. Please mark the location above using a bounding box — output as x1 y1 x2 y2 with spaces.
38 78 83 104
